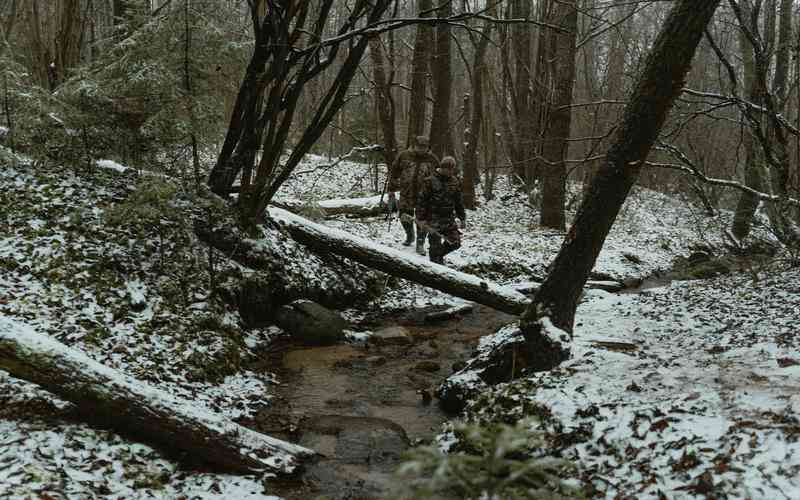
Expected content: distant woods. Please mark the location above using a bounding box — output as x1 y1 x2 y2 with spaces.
0 1 799 239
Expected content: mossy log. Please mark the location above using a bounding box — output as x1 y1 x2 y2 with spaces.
194 212 382 312
0 316 314 475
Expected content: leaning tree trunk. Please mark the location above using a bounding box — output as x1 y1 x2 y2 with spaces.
0 316 313 474
519 0 722 370
539 0 577 230
269 208 530 315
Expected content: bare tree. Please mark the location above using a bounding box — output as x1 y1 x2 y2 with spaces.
728 0 799 242
369 35 398 167
207 0 393 229
463 13 495 209
539 0 577 230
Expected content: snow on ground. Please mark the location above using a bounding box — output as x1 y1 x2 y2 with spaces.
281 154 797 498
0 153 287 498
0 149 793 498
283 153 749 312
502 268 800 498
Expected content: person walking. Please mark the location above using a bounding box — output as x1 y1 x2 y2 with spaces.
416 156 466 265
387 136 439 254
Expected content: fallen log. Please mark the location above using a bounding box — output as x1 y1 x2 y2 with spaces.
274 193 401 218
511 279 626 296
194 210 382 314
0 315 314 475
425 304 474 323
268 208 530 315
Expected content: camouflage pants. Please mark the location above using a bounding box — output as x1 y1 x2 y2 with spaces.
400 210 428 243
428 220 461 263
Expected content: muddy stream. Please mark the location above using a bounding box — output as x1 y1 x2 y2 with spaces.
250 304 515 500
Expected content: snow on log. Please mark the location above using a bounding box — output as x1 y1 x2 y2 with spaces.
436 318 571 413
268 207 531 315
425 303 475 323
0 315 314 475
274 193 400 218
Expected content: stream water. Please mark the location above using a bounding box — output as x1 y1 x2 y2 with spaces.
254 304 515 499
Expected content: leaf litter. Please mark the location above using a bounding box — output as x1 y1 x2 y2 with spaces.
0 149 797 498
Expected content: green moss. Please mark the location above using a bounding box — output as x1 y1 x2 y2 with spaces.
0 257 19 271
185 334 244 383
84 326 113 345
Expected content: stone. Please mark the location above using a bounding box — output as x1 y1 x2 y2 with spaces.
368 326 412 345
275 300 347 346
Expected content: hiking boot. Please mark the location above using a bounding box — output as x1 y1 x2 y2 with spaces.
416 240 426 256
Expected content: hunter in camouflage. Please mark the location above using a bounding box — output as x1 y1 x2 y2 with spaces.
416 156 466 265
388 136 440 254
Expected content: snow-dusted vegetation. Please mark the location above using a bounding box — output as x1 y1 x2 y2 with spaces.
2 149 796 498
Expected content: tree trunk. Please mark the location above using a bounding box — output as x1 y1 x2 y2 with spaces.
407 0 433 143
27 0 52 89
463 17 494 210
509 0 534 185
429 1 453 158
731 13 764 241
0 316 313 475
539 1 577 230
274 193 397 218
54 0 82 87
581 0 632 199
207 50 267 196
0 0 19 57
519 0 722 370
730 0 798 242
269 208 530 316
369 37 398 167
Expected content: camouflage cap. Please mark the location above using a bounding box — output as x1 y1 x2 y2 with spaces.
440 156 456 168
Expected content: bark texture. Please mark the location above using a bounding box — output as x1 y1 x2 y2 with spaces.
269 208 530 316
407 0 433 142
539 0 577 230
369 37 398 167
0 316 313 474
429 1 453 158
520 0 722 369
463 18 494 210
194 214 382 311
731 17 763 240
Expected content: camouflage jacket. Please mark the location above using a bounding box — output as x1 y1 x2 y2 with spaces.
417 171 466 224
388 149 439 206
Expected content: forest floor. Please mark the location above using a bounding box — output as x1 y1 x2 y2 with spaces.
0 149 798 499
